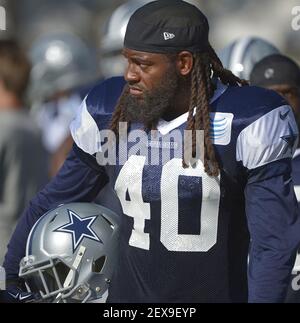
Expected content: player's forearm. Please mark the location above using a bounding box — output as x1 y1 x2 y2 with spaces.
248 243 297 302
2 200 43 280
245 171 300 302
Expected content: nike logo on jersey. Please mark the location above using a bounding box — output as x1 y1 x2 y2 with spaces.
8 291 33 301
280 109 290 120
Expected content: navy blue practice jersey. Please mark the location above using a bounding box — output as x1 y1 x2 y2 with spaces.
4 77 300 303
70 77 300 303
285 152 300 302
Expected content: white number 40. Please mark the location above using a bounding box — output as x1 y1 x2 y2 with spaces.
115 155 220 252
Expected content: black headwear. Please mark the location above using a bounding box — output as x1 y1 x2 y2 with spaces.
250 54 300 88
124 0 209 54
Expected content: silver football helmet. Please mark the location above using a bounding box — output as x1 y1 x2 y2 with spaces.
19 203 120 303
219 36 280 80
28 32 98 104
100 0 151 78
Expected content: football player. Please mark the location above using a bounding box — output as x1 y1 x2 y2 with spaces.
100 0 152 79
2 0 300 303
28 32 99 176
250 53 300 302
219 36 280 81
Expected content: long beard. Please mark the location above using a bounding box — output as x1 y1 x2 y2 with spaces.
123 69 180 128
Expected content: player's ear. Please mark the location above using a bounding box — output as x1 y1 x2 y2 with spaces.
176 51 193 76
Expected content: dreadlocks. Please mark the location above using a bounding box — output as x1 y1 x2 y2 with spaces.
185 45 248 176
110 45 248 177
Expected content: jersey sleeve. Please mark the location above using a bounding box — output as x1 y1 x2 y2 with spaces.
69 96 103 155
236 105 298 172
70 76 126 155
237 104 300 302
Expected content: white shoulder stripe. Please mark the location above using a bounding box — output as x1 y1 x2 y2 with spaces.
294 185 300 202
70 98 102 155
293 148 300 159
236 105 298 169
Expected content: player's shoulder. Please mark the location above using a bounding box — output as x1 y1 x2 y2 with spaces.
70 76 126 155
74 76 125 131
85 76 126 118
210 84 291 147
223 85 295 138
228 86 298 170
212 84 298 171
214 85 287 126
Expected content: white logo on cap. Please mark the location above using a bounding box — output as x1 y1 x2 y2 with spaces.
163 32 175 40
264 68 275 79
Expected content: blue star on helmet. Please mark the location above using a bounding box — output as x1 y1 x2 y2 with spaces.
54 209 102 252
281 122 298 155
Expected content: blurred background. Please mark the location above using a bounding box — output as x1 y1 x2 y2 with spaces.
0 0 299 263
0 0 299 61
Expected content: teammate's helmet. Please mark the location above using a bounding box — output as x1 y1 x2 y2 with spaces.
219 36 280 80
100 0 151 78
28 32 98 103
19 203 120 303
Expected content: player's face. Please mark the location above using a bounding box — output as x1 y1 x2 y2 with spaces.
123 48 176 97
122 48 180 125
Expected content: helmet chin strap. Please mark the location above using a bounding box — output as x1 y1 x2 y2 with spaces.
54 245 86 303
